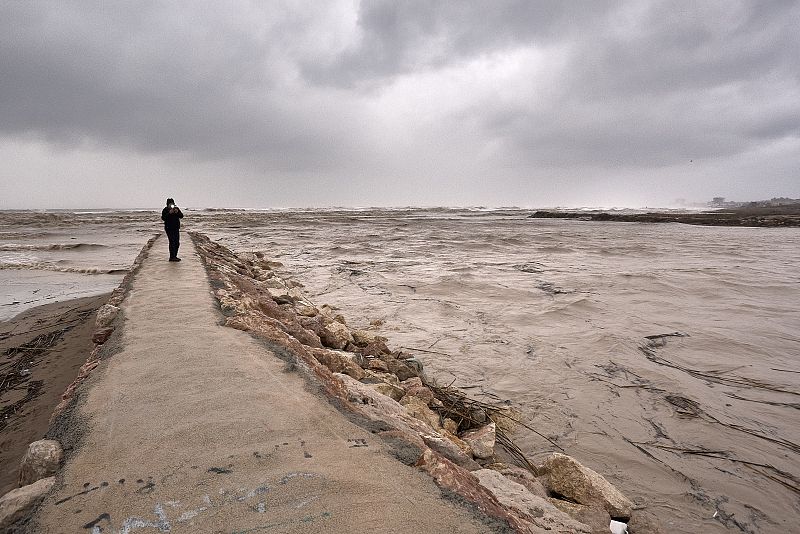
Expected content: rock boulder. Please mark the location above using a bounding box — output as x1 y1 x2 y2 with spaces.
462 422 496 460
473 469 591 533
18 440 62 486
310 348 365 380
0 477 55 530
92 327 114 344
549 499 612 534
488 463 548 499
401 395 441 431
319 321 353 350
542 453 633 519
371 382 405 401
94 304 120 328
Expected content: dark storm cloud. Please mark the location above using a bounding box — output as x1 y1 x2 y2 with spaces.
300 1 617 87
0 1 363 169
0 1 798 206
468 1 800 166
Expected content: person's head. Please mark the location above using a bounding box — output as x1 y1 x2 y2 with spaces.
166 198 175 207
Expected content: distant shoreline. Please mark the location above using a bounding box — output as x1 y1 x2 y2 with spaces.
529 205 800 227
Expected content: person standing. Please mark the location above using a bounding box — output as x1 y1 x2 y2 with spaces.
161 198 184 261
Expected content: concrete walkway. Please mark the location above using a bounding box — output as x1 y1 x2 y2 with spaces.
34 237 490 533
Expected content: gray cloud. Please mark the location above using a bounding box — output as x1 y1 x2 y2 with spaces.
300 1 618 87
0 0 798 208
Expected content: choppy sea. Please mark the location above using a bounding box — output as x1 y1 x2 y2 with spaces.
2 208 798 533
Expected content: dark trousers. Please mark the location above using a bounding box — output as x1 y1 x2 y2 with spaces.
165 228 180 259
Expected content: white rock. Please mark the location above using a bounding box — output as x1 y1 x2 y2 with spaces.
610 519 629 534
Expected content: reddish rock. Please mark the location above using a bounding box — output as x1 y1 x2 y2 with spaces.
442 418 459 434
299 315 325 336
226 316 348 400
296 305 318 317
415 449 532 532
355 340 392 357
420 433 480 471
351 329 388 347
378 430 426 464
386 357 418 381
401 378 436 405
92 327 114 344
362 370 401 387
548 499 611 534
256 296 293 322
320 321 353 350
310 348 365 380
367 359 389 372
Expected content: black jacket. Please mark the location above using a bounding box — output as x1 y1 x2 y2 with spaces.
161 206 184 230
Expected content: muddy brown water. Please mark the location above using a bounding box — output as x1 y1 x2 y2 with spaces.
2 209 798 533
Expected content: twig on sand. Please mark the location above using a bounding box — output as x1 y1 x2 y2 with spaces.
401 346 453 357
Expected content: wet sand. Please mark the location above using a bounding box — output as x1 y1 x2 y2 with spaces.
0 294 107 495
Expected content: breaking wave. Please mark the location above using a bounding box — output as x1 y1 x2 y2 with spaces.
0 262 127 275
0 243 109 251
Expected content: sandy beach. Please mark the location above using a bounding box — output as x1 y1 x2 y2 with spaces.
0 294 107 495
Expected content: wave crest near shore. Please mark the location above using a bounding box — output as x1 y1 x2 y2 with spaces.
0 243 108 251
0 262 127 275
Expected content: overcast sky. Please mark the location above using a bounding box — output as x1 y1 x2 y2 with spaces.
1 1 798 209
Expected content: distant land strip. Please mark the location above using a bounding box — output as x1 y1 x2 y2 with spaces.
529 205 800 228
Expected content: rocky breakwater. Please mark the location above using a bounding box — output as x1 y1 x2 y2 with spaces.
190 232 657 533
0 235 160 531
529 206 800 227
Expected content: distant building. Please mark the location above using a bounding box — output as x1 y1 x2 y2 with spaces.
708 197 741 208
707 196 800 209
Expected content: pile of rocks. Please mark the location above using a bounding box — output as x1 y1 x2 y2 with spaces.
191 233 658 533
0 440 62 530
